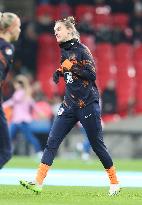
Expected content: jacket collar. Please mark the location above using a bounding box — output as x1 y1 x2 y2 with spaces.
59 38 79 50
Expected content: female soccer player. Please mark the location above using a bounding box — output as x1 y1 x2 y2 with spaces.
0 12 21 168
20 16 120 196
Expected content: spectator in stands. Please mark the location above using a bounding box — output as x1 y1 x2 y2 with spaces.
129 0 142 44
3 75 42 157
36 12 54 35
132 23 142 44
101 79 117 115
96 26 112 43
32 82 53 119
133 0 142 16
30 81 53 149
77 12 95 35
127 96 136 116
32 81 46 102
112 27 133 44
130 1 142 28
106 0 134 14
14 20 38 74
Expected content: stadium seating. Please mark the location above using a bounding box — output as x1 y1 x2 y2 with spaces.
114 43 133 62
112 13 129 29
36 4 56 19
133 44 142 113
37 34 60 67
37 34 60 98
37 65 57 98
114 43 135 114
75 5 95 23
95 43 116 91
35 4 142 116
93 5 112 28
80 35 95 53
55 3 72 19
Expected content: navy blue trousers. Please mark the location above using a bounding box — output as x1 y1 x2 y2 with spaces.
0 105 12 169
42 102 113 169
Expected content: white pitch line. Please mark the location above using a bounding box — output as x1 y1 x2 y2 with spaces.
0 168 142 187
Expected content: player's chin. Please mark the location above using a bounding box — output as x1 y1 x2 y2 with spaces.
11 35 19 42
15 35 20 41
56 39 61 43
12 34 20 41
56 37 62 43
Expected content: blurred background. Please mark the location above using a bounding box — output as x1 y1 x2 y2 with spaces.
1 0 142 160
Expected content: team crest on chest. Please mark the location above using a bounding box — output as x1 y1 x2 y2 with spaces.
64 72 74 84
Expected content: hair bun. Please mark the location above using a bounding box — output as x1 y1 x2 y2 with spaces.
67 16 76 25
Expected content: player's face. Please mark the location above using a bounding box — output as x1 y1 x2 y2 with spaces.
10 17 21 41
54 22 72 43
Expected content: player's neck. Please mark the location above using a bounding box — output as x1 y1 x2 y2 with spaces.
0 33 11 43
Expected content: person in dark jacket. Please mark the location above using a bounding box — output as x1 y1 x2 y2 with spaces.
101 79 117 115
20 16 120 196
0 12 21 168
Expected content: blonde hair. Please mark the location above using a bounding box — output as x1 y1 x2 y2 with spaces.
0 12 19 32
55 16 80 40
14 75 32 97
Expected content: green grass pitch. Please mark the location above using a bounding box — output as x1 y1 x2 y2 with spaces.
5 156 142 171
0 186 142 205
0 156 142 205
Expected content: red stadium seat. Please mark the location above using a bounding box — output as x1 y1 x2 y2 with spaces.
135 84 142 113
55 4 72 19
112 13 129 29
134 44 142 57
113 43 135 114
95 43 116 91
95 43 113 55
37 34 60 69
80 35 95 52
36 4 56 19
57 78 65 96
95 43 115 71
41 79 58 99
94 13 112 28
75 5 95 23
93 5 112 28
114 43 133 58
133 45 142 113
133 44 142 67
115 65 135 114
37 65 57 99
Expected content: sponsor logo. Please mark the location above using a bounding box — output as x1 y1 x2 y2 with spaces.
58 107 64 116
85 114 92 119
